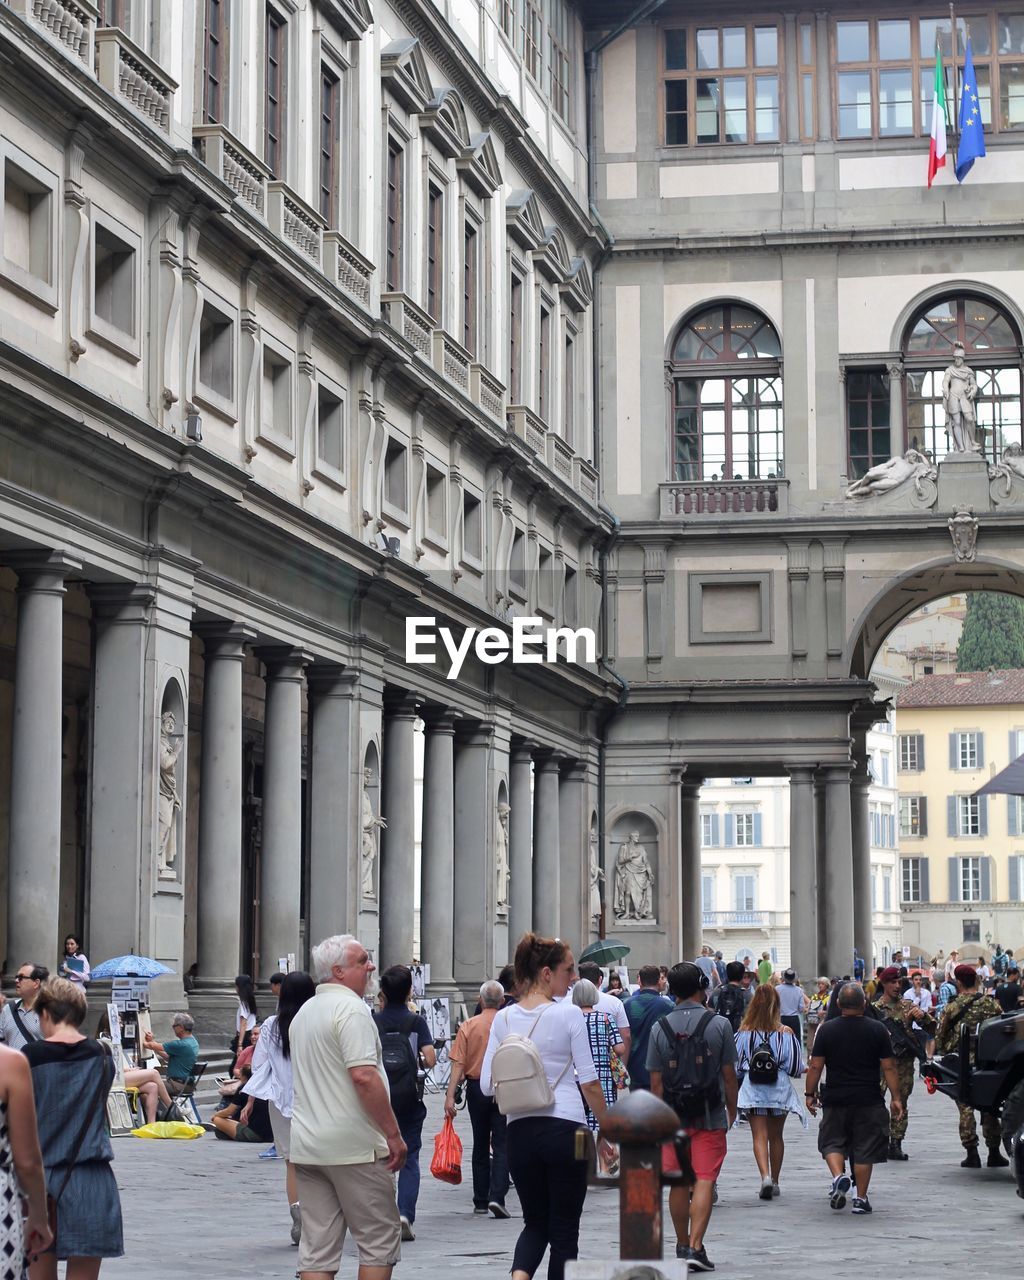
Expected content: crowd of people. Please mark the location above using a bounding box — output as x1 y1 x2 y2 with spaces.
0 932 1021 1280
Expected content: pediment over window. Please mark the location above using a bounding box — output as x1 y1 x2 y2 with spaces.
535 225 571 282
420 88 471 159
506 189 545 251
318 0 372 41
561 257 593 312
458 131 501 197
381 37 433 113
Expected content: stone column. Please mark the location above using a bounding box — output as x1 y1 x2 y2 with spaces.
814 773 828 968
257 647 309 981
5 551 79 978
532 752 562 937
379 693 420 969
680 779 703 960
454 722 493 987
194 624 254 988
851 762 874 973
558 761 587 947
508 745 534 947
823 763 855 977
307 665 359 949
420 710 457 988
788 767 818 980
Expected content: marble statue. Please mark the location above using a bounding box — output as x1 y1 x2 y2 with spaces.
942 342 980 453
613 830 655 921
589 832 604 928
157 710 183 879
845 449 936 500
361 767 386 899
496 801 510 913
989 442 1024 497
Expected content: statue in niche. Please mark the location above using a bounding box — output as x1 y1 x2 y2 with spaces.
942 343 980 454
845 449 936 500
361 767 386 900
613 830 655 922
157 710 184 880
495 802 510 914
989 442 1024 498
589 832 605 929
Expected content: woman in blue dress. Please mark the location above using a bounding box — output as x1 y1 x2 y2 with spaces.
22 978 123 1279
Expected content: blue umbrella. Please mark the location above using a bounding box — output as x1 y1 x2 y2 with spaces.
90 954 174 980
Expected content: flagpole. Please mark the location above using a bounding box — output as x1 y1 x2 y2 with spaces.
949 2 960 147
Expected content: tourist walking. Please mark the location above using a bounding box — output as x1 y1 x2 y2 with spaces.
445 981 510 1217
805 977 831 1049
757 952 773 985
804 983 901 1216
776 970 807 1038
23 978 123 1278
0 965 47 1050
872 966 935 1160
648 962 738 1272
289 935 406 1280
577 962 631 1062
571 979 625 1173
694 946 722 992
243 971 316 1245
935 964 1007 1169
734 983 806 1200
621 965 673 1090
480 933 611 1280
0 1042 51 1276
995 965 1022 1012
710 961 751 1033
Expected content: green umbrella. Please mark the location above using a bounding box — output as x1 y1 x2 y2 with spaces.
579 938 631 967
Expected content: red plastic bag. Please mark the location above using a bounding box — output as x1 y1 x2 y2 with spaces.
430 1115 463 1184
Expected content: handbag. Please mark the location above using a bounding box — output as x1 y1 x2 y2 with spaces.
607 1016 630 1090
429 1115 463 1185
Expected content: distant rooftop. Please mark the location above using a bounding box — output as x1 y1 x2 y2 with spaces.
895 669 1024 708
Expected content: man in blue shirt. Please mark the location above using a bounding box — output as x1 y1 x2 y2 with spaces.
144 1012 199 1095
622 965 673 1090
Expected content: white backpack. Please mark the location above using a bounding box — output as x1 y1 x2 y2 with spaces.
490 1005 572 1116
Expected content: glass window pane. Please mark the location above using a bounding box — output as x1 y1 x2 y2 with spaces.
970 19 992 55
837 21 869 62
665 29 687 70
666 111 688 145
920 17 967 58
696 28 718 69
800 22 813 64
723 77 748 141
878 19 911 60
722 27 746 68
755 76 779 140
998 15 1024 54
1001 63 1024 128
755 26 778 67
879 69 914 134
696 78 721 142
838 71 873 137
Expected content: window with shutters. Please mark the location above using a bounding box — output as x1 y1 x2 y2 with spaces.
385 142 404 293
426 184 443 323
959 855 982 902
957 795 981 836
264 6 287 179
538 299 552 422
732 872 757 913
898 733 923 771
509 271 524 403
735 811 757 846
883 873 892 912
1010 853 1024 901
700 812 717 846
463 219 478 357
899 795 927 838
1010 794 1024 836
319 67 340 227
955 731 981 770
901 856 925 902
202 0 226 124
1011 728 1024 760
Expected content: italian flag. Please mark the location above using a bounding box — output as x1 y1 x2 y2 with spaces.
927 50 947 186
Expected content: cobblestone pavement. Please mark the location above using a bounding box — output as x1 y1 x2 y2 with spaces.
105 1080 1021 1280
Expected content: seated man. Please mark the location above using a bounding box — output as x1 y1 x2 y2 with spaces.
233 1021 262 1074
143 1012 199 1096
212 1067 274 1144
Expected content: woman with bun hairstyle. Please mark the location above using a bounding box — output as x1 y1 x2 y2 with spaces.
481 934 612 1280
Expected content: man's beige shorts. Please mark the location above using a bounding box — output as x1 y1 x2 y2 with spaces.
294 1156 401 1272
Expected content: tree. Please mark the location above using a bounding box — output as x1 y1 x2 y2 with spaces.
956 593 1024 671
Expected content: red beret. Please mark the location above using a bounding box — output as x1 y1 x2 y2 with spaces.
878 966 902 983
953 964 977 985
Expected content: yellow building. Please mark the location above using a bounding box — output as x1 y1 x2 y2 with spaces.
896 671 1024 961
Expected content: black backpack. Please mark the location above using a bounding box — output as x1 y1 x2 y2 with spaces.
747 1033 779 1085
656 1011 722 1123
714 985 746 1032
376 1012 422 1114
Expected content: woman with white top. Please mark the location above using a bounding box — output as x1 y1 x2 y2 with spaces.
242 971 316 1246
58 936 90 988
481 933 611 1280
232 974 258 1069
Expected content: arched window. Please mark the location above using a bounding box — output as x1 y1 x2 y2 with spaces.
904 294 1022 465
670 304 783 482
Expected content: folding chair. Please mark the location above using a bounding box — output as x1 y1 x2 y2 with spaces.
168 1060 207 1125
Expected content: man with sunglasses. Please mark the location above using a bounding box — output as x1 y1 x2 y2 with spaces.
0 964 49 1048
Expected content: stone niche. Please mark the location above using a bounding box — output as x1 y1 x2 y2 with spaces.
608 812 659 927
688 572 772 644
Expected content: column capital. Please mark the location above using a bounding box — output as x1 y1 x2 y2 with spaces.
306 662 358 699
257 645 313 680
560 758 586 780
534 748 564 773
455 718 495 747
510 739 536 763
821 761 854 782
786 766 817 786
87 582 157 623
196 620 257 660
383 690 424 719
421 706 460 733
7 549 81 593
680 777 704 800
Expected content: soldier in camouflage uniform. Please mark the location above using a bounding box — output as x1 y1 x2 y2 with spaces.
873 966 936 1159
935 964 1009 1168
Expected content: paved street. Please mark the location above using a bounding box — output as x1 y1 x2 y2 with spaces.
105 1081 1021 1280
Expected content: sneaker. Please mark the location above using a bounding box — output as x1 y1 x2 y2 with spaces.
688 1245 715 1272
473 1206 489 1215
771 1183 781 1198
259 1145 282 1160
829 1173 852 1210
759 1176 773 1201
851 1197 873 1215
488 1201 510 1219
675 1244 694 1261
290 1203 301 1246
400 1216 415 1242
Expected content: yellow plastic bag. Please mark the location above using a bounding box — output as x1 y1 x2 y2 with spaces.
130 1121 205 1140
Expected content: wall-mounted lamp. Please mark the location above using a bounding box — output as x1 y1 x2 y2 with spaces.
185 411 203 444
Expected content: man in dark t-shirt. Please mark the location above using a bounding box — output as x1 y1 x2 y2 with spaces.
804 982 902 1217
995 968 1022 1013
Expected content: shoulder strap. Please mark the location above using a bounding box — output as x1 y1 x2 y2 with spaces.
946 992 983 1032
51 1042 111 1207
524 1004 550 1039
9 1002 39 1044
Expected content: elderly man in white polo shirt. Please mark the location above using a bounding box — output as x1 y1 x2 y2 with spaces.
290 934 407 1280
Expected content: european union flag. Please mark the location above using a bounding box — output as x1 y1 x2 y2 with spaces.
956 39 987 182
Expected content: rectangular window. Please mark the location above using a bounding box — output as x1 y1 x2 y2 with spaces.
701 872 716 916
732 873 756 914
98 0 128 30
548 0 572 123
463 221 478 357
735 811 755 846
510 528 527 593
700 813 715 846
93 222 136 337
538 301 551 420
203 0 225 123
959 855 982 902
500 0 517 43
847 369 891 480
425 464 447 537
957 731 980 770
799 20 816 140
386 143 403 293
384 438 408 512
958 795 981 836
462 490 482 560
898 733 922 772
261 347 293 443
664 23 780 146
523 0 543 80
3 158 54 288
319 68 339 226
1010 853 1024 901
901 856 923 902
883 873 892 912
315 385 344 473
426 184 443 323
899 795 927 838
963 917 981 942
537 546 554 612
563 566 578 626
563 329 575 443
198 301 234 400
509 272 523 402
264 7 287 178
